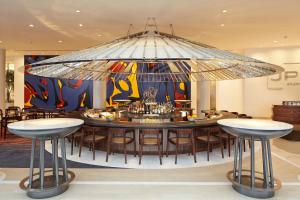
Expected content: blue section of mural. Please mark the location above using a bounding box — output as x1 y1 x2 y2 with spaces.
24 55 93 112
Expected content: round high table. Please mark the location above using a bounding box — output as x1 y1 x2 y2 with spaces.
8 118 84 199
218 119 293 198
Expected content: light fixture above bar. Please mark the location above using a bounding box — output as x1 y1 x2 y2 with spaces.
26 18 283 82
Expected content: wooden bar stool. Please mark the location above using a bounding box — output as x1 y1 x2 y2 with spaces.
70 128 84 156
139 129 163 165
79 126 106 160
217 129 235 157
166 128 197 164
196 126 224 161
3 106 22 139
106 128 136 164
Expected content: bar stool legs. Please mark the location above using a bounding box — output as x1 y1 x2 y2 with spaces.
227 136 281 199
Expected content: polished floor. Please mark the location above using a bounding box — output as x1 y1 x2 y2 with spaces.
0 140 300 200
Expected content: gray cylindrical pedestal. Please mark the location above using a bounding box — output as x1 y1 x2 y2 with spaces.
19 137 75 199
8 118 83 199
218 119 293 199
227 137 281 198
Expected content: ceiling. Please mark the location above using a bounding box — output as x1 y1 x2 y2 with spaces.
0 0 300 55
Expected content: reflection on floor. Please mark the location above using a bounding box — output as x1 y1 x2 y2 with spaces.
0 140 299 199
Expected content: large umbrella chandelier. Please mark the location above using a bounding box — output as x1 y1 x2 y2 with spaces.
27 18 283 82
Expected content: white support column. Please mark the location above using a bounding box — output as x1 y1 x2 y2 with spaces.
210 80 216 110
216 79 244 113
192 80 215 116
0 49 5 111
13 55 24 109
93 80 106 109
198 80 211 113
191 81 198 114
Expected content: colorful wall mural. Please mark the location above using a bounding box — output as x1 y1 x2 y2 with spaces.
24 55 93 112
106 62 191 106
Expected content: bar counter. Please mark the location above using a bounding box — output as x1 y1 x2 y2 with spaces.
82 112 236 129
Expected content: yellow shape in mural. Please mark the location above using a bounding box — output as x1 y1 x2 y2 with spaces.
80 92 87 107
58 80 63 88
127 62 140 99
106 77 122 106
119 80 129 91
179 82 185 91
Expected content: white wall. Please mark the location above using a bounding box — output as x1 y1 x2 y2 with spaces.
216 79 244 113
191 80 198 114
215 46 300 118
215 49 245 114
244 46 300 118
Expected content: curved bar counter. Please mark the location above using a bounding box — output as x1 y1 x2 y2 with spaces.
78 111 236 155
83 112 235 129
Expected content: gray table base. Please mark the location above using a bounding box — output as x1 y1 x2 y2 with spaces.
228 137 281 199
20 137 75 199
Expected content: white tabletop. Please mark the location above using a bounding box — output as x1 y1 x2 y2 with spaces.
217 118 293 131
8 118 84 131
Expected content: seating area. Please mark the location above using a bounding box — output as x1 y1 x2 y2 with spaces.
0 107 254 167
2 2 299 198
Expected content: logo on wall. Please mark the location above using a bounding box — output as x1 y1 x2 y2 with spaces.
267 63 300 90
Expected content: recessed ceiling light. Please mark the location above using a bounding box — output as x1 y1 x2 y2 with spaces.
58 40 63 43
222 10 227 13
273 40 279 43
29 24 34 27
79 24 83 27
76 10 80 13
220 24 225 27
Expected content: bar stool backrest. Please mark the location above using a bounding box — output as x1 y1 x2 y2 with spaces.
6 106 21 117
230 112 239 115
238 114 253 119
176 128 193 138
108 128 125 136
141 129 160 134
140 129 162 140
210 125 220 134
64 111 82 118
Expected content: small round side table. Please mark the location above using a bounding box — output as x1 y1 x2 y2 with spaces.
8 118 84 199
218 118 293 199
